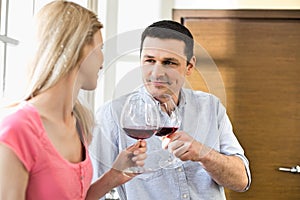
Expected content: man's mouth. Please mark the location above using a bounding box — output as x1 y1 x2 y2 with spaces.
150 82 167 87
147 79 170 86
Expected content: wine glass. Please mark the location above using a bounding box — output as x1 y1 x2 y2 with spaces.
154 94 183 169
120 91 160 174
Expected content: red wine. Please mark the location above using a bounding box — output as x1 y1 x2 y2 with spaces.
123 126 157 140
155 127 178 137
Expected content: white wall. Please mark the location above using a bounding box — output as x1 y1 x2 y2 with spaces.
95 0 175 110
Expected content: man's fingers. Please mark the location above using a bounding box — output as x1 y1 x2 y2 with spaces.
162 137 171 149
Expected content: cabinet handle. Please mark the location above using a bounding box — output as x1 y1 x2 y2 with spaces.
278 165 300 173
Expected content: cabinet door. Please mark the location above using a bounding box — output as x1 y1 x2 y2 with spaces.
173 9 300 200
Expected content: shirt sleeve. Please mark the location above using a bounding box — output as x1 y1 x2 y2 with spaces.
0 110 40 172
217 100 252 191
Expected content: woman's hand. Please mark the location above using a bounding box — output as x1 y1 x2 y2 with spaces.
112 140 147 180
86 140 147 200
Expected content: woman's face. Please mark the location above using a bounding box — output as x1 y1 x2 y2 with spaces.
78 30 104 90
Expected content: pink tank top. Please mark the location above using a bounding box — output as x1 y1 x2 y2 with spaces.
0 102 93 200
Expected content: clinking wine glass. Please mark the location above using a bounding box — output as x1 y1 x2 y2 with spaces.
120 91 160 174
155 94 183 169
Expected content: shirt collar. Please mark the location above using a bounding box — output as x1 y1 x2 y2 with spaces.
137 86 187 108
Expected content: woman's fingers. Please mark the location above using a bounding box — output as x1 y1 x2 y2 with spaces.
129 140 147 166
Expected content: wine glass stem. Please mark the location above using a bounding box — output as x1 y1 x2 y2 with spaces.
168 154 173 162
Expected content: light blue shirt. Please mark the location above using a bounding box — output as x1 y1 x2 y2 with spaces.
90 87 251 200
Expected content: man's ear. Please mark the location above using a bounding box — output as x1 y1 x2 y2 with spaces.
186 56 196 76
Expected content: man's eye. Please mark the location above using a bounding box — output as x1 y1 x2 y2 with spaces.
145 59 155 63
163 61 177 66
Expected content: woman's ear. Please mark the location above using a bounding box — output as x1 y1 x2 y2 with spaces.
186 56 196 76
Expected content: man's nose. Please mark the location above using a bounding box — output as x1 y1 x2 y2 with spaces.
151 63 165 77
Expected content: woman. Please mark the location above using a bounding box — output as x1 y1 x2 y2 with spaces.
0 1 146 200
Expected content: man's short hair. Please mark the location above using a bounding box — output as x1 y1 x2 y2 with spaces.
140 20 194 62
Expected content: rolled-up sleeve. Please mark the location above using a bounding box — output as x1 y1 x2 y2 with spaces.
217 100 251 191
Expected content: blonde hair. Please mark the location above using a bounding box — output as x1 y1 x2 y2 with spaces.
24 1 103 144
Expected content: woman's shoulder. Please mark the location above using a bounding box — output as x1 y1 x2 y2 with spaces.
0 101 45 172
0 101 41 131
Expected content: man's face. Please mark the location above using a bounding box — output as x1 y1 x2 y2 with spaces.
141 37 192 100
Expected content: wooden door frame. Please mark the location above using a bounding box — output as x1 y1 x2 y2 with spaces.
173 9 300 23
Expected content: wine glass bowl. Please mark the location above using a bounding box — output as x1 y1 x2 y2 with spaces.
154 94 183 168
120 91 160 173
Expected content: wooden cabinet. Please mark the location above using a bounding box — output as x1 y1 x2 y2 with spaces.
173 9 300 200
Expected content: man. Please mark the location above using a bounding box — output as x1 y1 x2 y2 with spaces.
91 20 251 200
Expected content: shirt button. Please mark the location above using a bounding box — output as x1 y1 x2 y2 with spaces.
177 168 182 172
182 194 188 198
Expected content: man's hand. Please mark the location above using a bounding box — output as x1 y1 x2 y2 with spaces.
162 131 249 191
161 131 211 162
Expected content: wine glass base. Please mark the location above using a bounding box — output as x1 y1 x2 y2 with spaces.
123 166 153 175
159 158 183 169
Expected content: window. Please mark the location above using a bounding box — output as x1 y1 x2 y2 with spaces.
0 0 87 104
